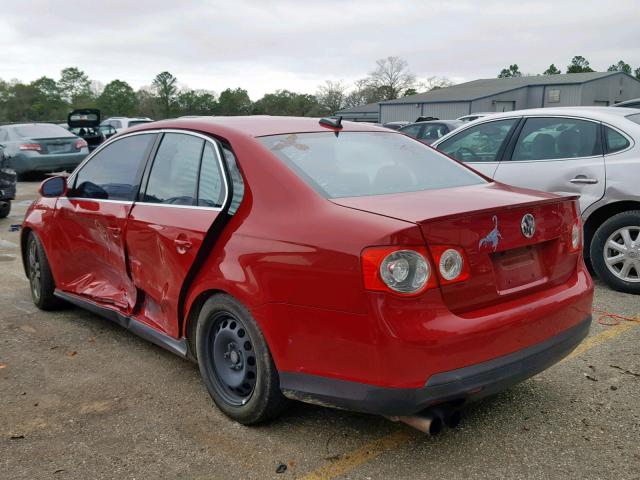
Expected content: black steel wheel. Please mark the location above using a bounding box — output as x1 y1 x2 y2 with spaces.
195 294 288 424
0 200 10 219
210 312 257 405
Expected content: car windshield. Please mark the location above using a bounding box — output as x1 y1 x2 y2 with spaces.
260 132 485 198
11 124 75 139
128 120 151 127
626 113 640 125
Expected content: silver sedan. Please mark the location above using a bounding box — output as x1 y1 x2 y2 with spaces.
432 106 640 294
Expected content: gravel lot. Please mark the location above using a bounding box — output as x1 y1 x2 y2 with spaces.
1 181 639 480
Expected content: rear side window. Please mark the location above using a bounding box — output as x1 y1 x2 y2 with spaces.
511 118 601 161
399 124 422 138
143 133 204 205
605 127 630 153
197 143 225 208
260 132 485 199
72 133 156 201
437 119 518 162
419 124 449 141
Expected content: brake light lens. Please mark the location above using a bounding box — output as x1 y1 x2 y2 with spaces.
570 221 582 252
362 246 435 295
75 139 88 149
19 143 42 151
429 245 470 284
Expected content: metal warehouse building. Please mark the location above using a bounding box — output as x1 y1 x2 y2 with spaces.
376 72 640 123
333 102 380 123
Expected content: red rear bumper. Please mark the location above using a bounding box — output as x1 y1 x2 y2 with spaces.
253 263 593 413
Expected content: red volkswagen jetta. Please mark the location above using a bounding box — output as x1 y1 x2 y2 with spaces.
22 117 593 429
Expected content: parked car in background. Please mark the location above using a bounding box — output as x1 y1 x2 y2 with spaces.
22 116 592 429
614 98 640 109
67 109 105 151
433 107 640 294
0 148 16 218
457 112 493 123
399 120 463 144
382 121 411 130
0 123 88 176
101 117 153 132
99 124 118 140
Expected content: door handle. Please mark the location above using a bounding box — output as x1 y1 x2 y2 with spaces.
569 176 598 184
174 238 192 253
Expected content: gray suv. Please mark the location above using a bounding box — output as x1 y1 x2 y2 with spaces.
432 106 640 294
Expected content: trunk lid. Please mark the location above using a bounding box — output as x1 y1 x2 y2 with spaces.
332 183 580 312
67 109 101 128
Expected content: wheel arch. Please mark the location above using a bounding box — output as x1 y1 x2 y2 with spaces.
583 200 640 257
19 226 33 277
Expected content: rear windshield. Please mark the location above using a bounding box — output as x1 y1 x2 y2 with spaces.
626 113 640 125
128 120 152 127
260 132 485 198
11 124 75 139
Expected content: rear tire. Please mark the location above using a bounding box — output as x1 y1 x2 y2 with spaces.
26 232 64 310
590 210 640 294
0 201 10 219
195 294 288 424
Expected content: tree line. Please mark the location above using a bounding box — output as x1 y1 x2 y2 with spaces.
498 55 640 78
0 57 454 123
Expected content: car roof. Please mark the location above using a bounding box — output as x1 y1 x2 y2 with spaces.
615 98 640 107
127 116 391 138
402 120 462 127
467 106 640 123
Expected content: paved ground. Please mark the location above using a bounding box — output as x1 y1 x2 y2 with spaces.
1 181 639 480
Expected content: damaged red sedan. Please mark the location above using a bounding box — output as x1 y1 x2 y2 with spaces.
22 116 593 432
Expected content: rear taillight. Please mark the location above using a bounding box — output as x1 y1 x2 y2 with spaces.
429 245 470 285
362 246 436 295
569 220 582 252
19 143 42 151
75 139 88 149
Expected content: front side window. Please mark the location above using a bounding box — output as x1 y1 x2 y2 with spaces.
511 118 601 161
437 119 518 162
143 133 204 205
418 124 449 141
605 127 630 153
399 124 422 139
111 120 122 129
260 132 485 199
72 133 156 201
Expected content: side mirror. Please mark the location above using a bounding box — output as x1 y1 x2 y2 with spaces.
39 176 67 197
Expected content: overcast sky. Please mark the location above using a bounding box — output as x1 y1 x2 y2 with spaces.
1 0 638 99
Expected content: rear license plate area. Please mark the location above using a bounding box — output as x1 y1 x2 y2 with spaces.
491 244 547 294
47 144 68 153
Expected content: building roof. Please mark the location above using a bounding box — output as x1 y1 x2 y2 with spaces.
335 102 380 114
382 72 632 105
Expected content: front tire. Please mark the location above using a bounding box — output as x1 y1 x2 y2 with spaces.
590 210 640 294
195 294 287 424
0 201 10 219
26 232 64 309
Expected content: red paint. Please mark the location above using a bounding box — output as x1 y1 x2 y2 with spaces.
23 116 593 392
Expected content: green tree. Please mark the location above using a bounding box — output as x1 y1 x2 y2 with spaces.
252 90 321 116
635 67 640 80
3 83 38 121
135 88 159 119
543 64 561 75
152 71 178 118
607 60 632 74
498 64 522 78
566 56 594 73
58 67 92 105
98 80 137 117
343 78 387 107
30 76 67 120
215 88 252 115
175 89 217 116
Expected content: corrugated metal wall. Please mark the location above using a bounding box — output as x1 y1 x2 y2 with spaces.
581 74 640 105
380 102 470 122
542 85 582 107
471 87 529 112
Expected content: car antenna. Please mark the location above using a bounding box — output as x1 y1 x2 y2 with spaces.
319 116 343 129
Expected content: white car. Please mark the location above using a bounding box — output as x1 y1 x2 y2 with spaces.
100 117 153 132
433 106 640 294
456 112 494 123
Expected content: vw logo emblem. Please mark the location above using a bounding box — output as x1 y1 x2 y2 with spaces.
521 214 536 239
